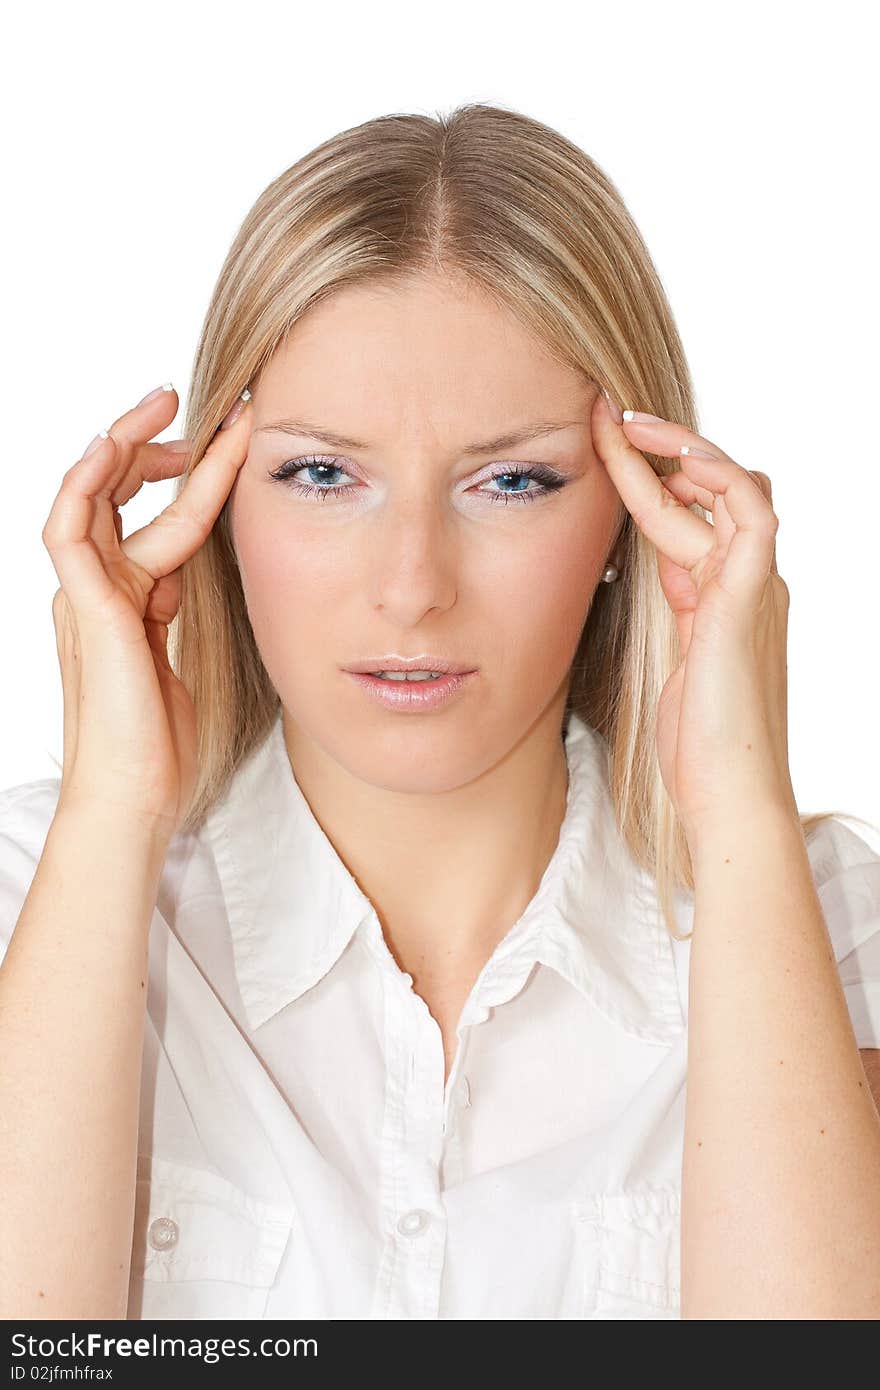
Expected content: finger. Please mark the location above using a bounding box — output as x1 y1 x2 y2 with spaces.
592 392 780 593
746 472 777 572
660 467 737 552
143 610 177 679
613 404 776 517
614 403 738 465
591 390 714 569
742 470 776 572
110 439 194 509
47 386 191 572
660 467 716 515
90 444 196 556
42 433 127 610
120 400 252 578
678 448 779 598
664 469 772 572
103 381 180 462
656 547 698 658
86 442 196 557
609 403 776 548
143 567 182 629
74 385 183 507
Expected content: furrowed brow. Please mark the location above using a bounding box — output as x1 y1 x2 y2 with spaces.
253 418 583 455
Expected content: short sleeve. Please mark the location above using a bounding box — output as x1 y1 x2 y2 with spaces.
805 816 880 1049
0 779 63 967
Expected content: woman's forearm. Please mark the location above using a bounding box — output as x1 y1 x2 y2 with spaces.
681 802 880 1319
0 802 169 1319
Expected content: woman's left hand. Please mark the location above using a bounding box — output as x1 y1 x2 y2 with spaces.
591 389 799 846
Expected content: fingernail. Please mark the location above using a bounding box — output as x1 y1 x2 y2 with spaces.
680 445 715 459
164 438 192 453
83 430 109 458
138 383 175 406
622 410 664 424
602 387 624 424
220 387 251 430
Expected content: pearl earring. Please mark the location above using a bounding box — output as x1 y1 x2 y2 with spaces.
601 563 620 583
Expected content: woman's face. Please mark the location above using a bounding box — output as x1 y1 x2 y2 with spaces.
227 272 625 793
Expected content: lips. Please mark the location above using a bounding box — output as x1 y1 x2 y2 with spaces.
370 671 442 681
343 657 476 675
343 668 477 710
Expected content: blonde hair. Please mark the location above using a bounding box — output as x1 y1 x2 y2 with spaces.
170 101 874 940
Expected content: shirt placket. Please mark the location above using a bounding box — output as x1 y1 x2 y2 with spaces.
365 911 539 1319
371 953 449 1319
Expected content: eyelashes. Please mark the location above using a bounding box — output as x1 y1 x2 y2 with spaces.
267 455 569 507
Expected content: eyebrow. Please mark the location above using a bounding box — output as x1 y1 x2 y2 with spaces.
253 417 583 456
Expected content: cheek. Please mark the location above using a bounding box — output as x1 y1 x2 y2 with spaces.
231 498 347 657
488 511 607 668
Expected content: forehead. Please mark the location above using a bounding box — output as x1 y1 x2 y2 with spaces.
254 275 591 433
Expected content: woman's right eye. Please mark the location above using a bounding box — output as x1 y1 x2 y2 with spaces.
268 456 356 500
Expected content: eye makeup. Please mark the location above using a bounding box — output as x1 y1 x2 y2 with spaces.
267 454 570 506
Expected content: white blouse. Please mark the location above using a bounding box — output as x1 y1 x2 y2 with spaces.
1 710 879 1321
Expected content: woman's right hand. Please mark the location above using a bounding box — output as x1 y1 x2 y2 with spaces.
41 383 252 840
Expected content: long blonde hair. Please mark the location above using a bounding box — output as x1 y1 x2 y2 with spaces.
170 101 872 940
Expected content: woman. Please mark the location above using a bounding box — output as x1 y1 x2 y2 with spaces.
1 103 879 1321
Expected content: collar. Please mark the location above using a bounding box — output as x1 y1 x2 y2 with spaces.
203 709 685 1046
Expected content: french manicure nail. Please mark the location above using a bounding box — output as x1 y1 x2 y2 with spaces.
83 430 110 458
164 438 192 452
138 383 175 407
622 411 664 424
602 387 624 424
220 387 252 430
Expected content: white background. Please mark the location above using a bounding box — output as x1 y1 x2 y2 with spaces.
2 0 877 845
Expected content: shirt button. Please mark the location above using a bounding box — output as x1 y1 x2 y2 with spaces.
148 1216 179 1251
397 1208 431 1237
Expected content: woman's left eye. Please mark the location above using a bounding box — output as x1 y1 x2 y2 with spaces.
268 456 568 505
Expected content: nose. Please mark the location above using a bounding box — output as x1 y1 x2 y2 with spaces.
367 491 458 624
